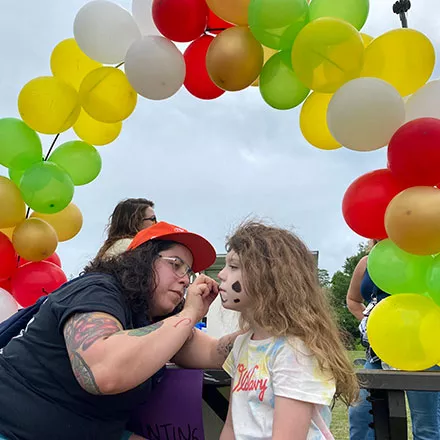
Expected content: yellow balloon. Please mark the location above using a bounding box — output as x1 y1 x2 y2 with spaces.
51 38 102 90
12 218 58 262
300 92 341 150
291 18 364 93
0 227 15 240
79 67 138 123
206 27 263 92
361 29 435 97
31 203 83 242
206 0 251 25
0 176 26 228
252 46 278 87
367 294 440 371
385 187 440 256
18 76 81 135
73 110 122 146
360 33 373 47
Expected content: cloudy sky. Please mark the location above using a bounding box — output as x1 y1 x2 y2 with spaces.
0 0 439 279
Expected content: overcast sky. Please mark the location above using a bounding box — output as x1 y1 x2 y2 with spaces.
0 0 439 279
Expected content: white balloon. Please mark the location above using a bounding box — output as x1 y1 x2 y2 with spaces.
0 288 18 324
74 1 141 64
327 78 405 152
406 80 440 122
132 0 161 36
125 36 185 100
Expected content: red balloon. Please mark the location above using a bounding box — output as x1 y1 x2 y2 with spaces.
152 0 208 42
342 169 407 239
11 261 67 307
207 10 234 34
388 118 440 187
0 278 12 293
18 252 62 268
184 35 225 100
0 232 17 282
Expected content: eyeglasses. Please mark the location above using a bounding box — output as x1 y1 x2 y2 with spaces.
143 215 157 224
158 255 194 280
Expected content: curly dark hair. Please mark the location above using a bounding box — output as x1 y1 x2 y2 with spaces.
83 239 183 318
95 198 155 260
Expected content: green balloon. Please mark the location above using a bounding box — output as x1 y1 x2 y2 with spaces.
0 118 42 170
259 51 310 110
368 239 431 295
249 0 309 51
309 0 369 31
49 141 102 186
20 161 74 214
8 168 26 187
426 255 440 306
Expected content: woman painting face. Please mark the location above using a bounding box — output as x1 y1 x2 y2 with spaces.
151 244 193 316
217 250 250 312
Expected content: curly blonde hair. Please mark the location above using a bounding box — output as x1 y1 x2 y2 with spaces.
227 220 359 406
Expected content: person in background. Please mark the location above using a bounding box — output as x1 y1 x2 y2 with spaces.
347 240 440 440
219 221 359 440
96 198 157 260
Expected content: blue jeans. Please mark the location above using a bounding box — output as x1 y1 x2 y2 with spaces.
349 361 440 440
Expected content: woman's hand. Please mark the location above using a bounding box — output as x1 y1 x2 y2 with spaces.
183 274 219 322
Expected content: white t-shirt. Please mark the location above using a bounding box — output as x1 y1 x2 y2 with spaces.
223 332 336 440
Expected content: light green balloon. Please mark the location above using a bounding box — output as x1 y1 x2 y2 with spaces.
309 0 369 31
259 51 310 110
426 255 440 306
8 168 26 187
20 161 74 214
367 239 431 295
49 141 102 186
249 0 309 51
0 118 42 170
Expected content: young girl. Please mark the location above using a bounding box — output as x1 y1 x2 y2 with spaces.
218 221 359 440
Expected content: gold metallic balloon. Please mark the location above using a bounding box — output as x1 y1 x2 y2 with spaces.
385 186 440 256
206 0 251 25
206 27 263 92
31 203 83 242
0 176 26 228
12 218 58 262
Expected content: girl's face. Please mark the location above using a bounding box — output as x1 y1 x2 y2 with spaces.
151 244 193 317
217 250 251 312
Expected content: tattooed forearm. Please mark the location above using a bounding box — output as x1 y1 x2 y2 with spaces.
64 312 122 352
70 351 102 395
126 321 164 336
216 331 243 360
217 336 235 359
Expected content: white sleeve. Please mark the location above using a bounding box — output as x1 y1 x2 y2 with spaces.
271 340 336 406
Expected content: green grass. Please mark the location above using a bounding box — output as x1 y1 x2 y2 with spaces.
330 351 413 440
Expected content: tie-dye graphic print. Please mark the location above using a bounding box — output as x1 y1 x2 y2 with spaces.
223 332 336 440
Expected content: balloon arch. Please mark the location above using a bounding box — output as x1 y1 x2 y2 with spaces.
1 0 440 370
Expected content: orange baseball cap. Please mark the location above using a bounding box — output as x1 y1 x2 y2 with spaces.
128 221 216 273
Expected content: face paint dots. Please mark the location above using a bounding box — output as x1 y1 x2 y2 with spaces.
233 299 241 303
232 281 242 293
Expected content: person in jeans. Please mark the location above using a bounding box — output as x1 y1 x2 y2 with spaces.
347 243 440 440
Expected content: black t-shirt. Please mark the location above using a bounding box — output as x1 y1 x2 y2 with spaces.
0 273 155 440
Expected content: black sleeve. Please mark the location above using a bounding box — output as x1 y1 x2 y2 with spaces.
50 275 130 333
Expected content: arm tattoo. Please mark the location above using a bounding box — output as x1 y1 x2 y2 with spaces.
173 318 192 328
217 335 235 360
70 351 102 395
126 321 163 336
64 313 122 352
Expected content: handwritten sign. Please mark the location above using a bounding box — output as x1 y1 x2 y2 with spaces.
129 369 205 440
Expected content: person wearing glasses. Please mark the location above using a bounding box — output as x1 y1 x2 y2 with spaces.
0 222 239 440
95 198 158 260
